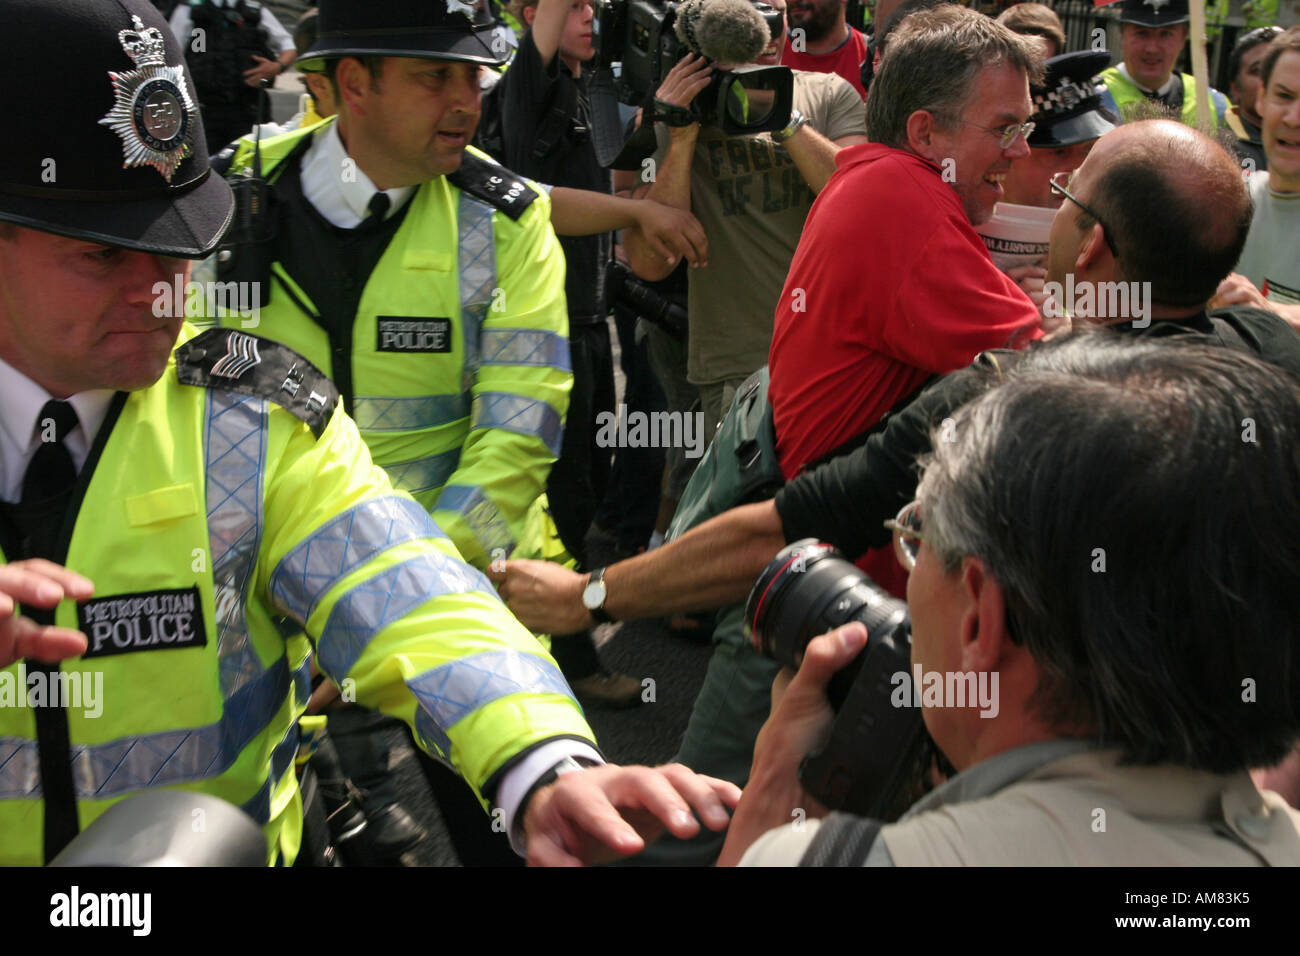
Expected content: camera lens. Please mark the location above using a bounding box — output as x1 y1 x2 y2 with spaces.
747 539 908 671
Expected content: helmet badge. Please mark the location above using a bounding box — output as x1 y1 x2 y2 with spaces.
98 15 196 182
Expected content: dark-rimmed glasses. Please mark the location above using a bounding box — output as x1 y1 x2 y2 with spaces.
1049 170 1120 258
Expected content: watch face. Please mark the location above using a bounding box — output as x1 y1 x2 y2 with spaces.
582 580 606 610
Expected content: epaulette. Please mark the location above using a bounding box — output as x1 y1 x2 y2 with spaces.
448 152 539 221
175 329 339 438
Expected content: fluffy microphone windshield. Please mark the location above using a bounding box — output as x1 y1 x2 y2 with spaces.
673 0 771 65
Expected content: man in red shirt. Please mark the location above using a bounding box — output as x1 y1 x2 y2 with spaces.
770 5 1043 598
783 0 869 97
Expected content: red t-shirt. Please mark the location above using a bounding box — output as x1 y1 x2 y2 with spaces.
781 28 868 99
769 143 1041 596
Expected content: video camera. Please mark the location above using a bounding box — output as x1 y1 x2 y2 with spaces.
747 540 955 821
592 0 794 135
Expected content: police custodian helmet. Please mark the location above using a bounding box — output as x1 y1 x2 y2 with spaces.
1029 51 1120 148
0 0 234 258
297 0 510 70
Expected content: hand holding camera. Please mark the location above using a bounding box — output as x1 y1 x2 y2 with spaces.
718 621 866 864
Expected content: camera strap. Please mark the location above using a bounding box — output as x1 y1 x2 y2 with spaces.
651 99 697 128
797 812 883 866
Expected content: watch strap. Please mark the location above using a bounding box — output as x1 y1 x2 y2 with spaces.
772 109 808 143
585 566 615 624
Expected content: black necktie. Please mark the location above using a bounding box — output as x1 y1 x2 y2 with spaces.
17 400 82 862
360 191 390 230
22 399 79 508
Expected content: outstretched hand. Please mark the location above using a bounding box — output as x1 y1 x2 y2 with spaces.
522 762 741 866
0 559 94 668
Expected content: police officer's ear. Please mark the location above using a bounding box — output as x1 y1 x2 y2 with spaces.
304 73 338 119
335 56 383 115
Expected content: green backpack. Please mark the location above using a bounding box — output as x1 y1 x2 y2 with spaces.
667 367 784 542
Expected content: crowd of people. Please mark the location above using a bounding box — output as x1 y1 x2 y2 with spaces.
0 0 1298 869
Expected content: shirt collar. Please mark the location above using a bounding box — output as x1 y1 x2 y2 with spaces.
0 354 114 461
300 120 417 229
1117 62 1177 98
900 738 1097 819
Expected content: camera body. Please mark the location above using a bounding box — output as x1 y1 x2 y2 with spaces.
592 0 794 134
747 540 950 820
606 259 689 339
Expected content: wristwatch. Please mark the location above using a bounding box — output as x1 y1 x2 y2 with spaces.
771 109 809 144
581 567 615 624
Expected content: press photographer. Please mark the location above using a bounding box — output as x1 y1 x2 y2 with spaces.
596 0 795 135
719 334 1300 866
615 0 866 447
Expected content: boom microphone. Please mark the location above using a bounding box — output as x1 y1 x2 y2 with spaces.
673 0 771 66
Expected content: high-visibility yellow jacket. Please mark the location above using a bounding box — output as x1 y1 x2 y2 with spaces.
1099 67 1228 129
0 326 593 865
221 120 571 570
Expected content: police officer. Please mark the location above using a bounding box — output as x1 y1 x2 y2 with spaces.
170 0 298 150
1098 0 1229 128
0 0 737 867
1001 51 1121 210
215 0 648 724
220 0 571 582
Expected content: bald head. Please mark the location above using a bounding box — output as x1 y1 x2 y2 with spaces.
1070 121 1252 307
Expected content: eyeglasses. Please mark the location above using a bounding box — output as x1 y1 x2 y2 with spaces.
882 500 925 572
1049 170 1120 258
954 118 1037 149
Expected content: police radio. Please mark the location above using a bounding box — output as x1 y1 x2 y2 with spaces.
216 117 277 306
225 121 276 246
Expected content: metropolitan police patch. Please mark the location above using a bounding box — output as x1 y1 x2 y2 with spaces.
98 14 195 182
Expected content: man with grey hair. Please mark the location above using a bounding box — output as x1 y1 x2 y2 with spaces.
770 4 1043 601
722 333 1300 865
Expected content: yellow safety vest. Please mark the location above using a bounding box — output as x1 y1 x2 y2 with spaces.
1099 67 1228 129
0 325 592 865
221 121 572 569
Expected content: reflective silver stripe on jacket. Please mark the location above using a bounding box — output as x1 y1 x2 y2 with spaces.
207 390 269 699
457 192 497 390
480 328 571 370
382 448 463 497
0 656 309 801
352 394 471 432
471 392 564 456
313 550 498 681
269 495 444 627
434 484 516 558
407 650 575 760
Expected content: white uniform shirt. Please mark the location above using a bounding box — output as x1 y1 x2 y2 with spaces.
0 358 113 504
